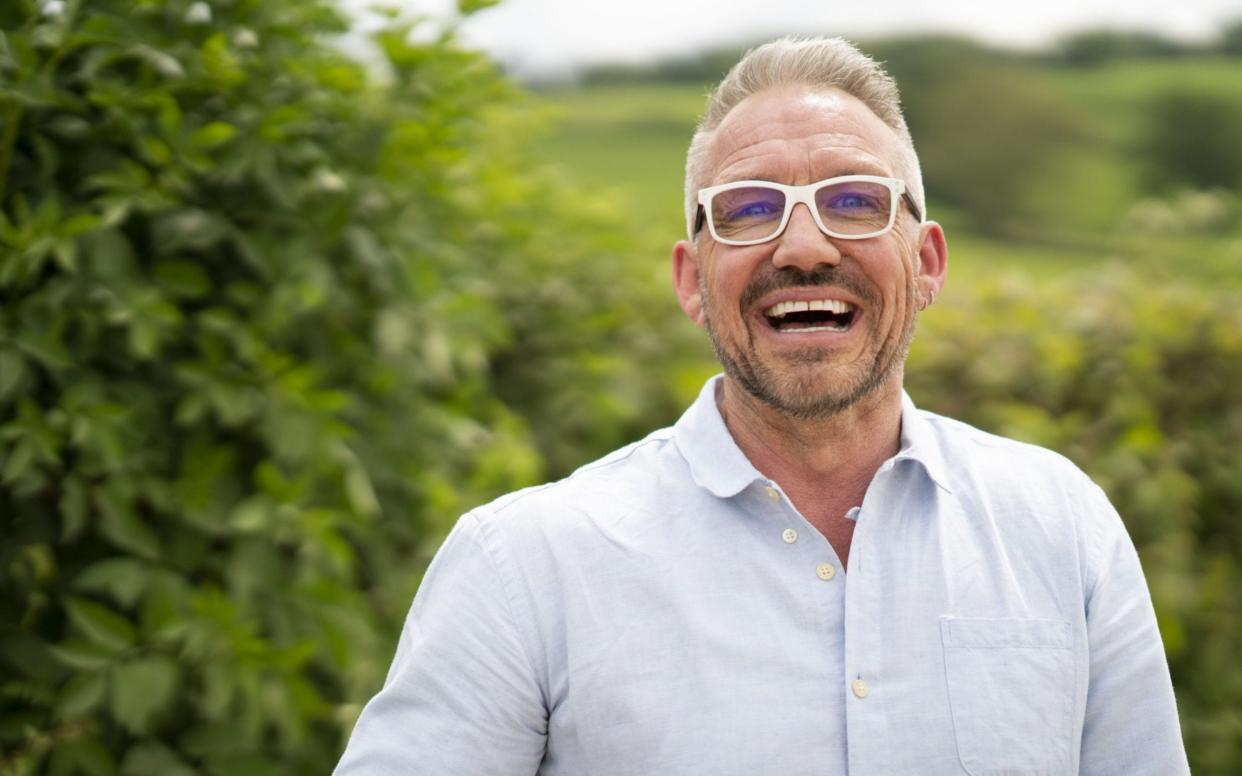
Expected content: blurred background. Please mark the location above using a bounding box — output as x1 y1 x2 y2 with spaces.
1 0 1240 773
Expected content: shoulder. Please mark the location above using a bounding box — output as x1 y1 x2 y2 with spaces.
914 406 1125 579
919 408 1097 495
468 424 685 538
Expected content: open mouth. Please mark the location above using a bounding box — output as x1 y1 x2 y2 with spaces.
763 299 857 332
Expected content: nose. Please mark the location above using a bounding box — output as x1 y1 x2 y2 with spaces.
771 202 843 270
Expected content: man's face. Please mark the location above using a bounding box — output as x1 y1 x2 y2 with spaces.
673 85 946 420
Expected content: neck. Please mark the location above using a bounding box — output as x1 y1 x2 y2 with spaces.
716 375 904 498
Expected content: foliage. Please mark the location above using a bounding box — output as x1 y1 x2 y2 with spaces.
1139 89 1242 192
0 0 685 772
1055 29 1194 66
1222 19 1242 57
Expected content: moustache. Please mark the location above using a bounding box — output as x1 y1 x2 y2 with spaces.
740 266 878 310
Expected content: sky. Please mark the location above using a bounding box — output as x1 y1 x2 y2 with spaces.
342 0 1242 79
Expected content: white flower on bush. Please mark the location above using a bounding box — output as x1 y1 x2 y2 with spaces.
234 27 259 49
314 168 347 193
185 1 212 25
1121 189 1239 235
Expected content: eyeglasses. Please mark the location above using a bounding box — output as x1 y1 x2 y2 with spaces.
694 175 923 246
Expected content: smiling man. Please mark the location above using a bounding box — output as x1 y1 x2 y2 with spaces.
334 37 1188 775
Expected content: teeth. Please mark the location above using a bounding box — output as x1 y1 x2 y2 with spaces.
764 299 855 317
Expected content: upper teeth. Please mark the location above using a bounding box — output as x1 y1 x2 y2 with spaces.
764 299 855 317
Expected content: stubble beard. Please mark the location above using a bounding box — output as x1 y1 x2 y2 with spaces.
701 266 919 422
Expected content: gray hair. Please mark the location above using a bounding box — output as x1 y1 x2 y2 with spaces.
684 36 924 239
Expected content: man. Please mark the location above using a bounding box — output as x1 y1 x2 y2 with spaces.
335 37 1188 774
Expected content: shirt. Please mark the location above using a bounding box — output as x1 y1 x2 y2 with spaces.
334 376 1188 775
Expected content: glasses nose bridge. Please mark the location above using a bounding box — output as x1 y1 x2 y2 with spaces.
781 185 828 239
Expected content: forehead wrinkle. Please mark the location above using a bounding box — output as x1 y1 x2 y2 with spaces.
705 87 909 188
714 139 894 186
713 143 799 185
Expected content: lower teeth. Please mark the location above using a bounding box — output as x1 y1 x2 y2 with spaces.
783 323 847 332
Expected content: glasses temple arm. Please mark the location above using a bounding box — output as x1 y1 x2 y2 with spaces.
901 192 923 224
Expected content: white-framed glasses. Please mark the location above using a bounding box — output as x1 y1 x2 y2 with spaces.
694 175 923 246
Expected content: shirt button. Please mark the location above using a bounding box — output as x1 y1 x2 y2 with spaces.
782 528 798 544
765 486 780 502
852 679 870 699
816 562 836 580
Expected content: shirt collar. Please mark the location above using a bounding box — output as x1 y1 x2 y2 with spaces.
672 376 765 498
896 390 954 494
673 375 953 498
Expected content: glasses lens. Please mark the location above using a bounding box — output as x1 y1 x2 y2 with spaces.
815 180 894 235
709 186 786 242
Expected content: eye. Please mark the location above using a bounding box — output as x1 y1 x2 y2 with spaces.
729 199 782 219
825 191 881 211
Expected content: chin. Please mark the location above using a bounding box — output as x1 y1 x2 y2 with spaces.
720 347 896 421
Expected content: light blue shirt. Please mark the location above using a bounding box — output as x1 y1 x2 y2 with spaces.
335 376 1188 775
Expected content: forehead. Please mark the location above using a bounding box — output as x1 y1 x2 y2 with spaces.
706 85 906 185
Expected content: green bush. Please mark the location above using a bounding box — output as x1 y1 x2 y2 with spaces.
1055 29 1193 66
0 0 685 772
1222 19 1242 57
1140 89 1242 192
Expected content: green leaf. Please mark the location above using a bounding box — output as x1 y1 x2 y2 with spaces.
0 634 64 682
151 209 229 254
345 465 380 516
458 0 502 14
228 495 270 534
1 438 37 485
155 260 211 299
192 121 238 148
49 640 120 671
47 738 115 776
57 672 107 719
97 487 161 559
0 347 27 401
119 741 194 776
110 656 179 735
60 477 90 542
128 44 185 79
74 558 150 608
63 596 136 651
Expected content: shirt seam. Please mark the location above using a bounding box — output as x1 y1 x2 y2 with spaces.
486 431 674 518
462 511 551 715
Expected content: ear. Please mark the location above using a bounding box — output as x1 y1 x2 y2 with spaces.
914 221 948 306
672 239 706 327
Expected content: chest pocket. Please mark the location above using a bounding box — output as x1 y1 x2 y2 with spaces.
940 616 1075 776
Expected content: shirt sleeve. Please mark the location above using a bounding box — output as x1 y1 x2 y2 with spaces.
1078 484 1189 775
333 512 548 775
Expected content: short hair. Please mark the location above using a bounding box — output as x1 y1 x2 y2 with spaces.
684 36 924 239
